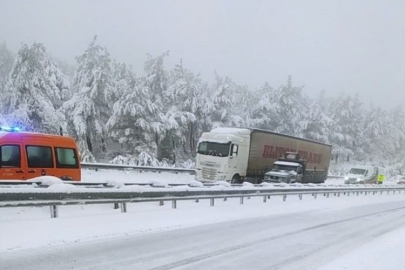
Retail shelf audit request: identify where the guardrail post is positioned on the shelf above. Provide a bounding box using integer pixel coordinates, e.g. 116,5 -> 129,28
326,193 -> 330,198
267,195 -> 271,199
283,194 -> 287,201
347,192 -> 350,197
313,193 -> 317,199
195,199 -> 199,203
114,203 -> 119,209
337,192 -> 340,197
172,200 -> 177,209
240,197 -> 244,204
394,190 -> 396,194
263,195 -> 267,203
365,191 -> 368,196
380,191 -> 383,195
247,196 -> 251,200
299,194 -> 302,200
50,205 -> 58,218
210,198 -> 215,207
357,192 -> 359,196
159,200 -> 164,206
223,197 -> 227,202
120,203 -> 127,213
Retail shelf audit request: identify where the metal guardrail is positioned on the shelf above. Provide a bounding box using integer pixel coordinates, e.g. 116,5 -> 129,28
81,162 -> 195,174
81,162 -> 344,179
1,186 -> 404,218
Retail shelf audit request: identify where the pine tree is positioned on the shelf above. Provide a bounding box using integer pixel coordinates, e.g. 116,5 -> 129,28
0,43 -> 14,92
1,43 -> 68,133
107,77 -> 162,165
64,36 -> 116,161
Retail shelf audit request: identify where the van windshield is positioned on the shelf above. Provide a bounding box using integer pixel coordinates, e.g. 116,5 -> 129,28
197,142 -> 230,157
349,168 -> 367,175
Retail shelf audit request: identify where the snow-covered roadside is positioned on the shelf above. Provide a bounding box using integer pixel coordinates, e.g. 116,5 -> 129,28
318,225 -> 405,270
81,169 -> 194,184
1,192 -> 405,253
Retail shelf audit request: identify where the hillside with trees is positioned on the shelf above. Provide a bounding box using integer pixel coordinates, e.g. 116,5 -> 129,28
1,38 -> 404,175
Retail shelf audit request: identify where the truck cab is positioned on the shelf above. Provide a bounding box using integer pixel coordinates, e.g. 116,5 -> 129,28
263,152 -> 306,183
195,128 -> 250,183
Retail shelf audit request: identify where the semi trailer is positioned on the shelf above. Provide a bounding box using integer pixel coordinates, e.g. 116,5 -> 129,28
195,127 -> 332,183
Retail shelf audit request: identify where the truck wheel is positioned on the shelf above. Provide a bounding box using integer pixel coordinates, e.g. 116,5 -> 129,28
231,174 -> 241,184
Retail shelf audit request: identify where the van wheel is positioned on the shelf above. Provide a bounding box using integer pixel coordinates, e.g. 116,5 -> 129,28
231,174 -> 241,184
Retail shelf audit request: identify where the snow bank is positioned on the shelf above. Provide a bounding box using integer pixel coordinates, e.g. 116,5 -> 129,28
171,186 -> 191,192
242,182 -> 254,187
188,181 -> 204,188
28,176 -> 63,186
120,185 -> 145,192
48,184 -> 77,191
106,179 -> 126,188
151,181 -> 169,188
216,181 -> 231,187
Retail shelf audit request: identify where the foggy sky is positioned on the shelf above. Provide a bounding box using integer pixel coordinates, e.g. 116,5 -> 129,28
1,0 -> 405,107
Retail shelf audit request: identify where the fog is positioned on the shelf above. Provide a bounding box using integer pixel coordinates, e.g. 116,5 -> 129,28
1,0 -> 404,107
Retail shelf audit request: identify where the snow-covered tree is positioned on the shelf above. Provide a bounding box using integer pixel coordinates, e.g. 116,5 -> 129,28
64,36 -> 115,161
107,77 -> 163,165
161,60 -> 209,161
1,43 -> 69,133
211,73 -> 244,128
329,93 -> 364,160
0,43 -> 14,92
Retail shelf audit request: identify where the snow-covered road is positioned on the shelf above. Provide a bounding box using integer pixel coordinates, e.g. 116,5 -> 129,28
2,194 -> 405,269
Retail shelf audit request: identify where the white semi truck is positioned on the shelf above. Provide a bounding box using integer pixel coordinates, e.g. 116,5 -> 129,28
195,128 -> 332,183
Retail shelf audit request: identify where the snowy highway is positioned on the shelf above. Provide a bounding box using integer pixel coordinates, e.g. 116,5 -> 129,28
2,190 -> 405,270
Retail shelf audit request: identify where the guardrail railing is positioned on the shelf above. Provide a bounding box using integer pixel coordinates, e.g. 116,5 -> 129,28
81,162 -> 195,174
1,186 -> 404,218
81,162 -> 345,180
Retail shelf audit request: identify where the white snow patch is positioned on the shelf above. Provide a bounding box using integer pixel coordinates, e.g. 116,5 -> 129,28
47,184 -> 77,191
216,181 -> 231,187
119,185 -> 145,192
242,182 -> 254,187
151,181 -> 169,188
188,181 -> 204,188
29,176 -> 63,186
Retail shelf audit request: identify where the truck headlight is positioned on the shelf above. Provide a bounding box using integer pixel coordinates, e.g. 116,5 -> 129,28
217,175 -> 226,180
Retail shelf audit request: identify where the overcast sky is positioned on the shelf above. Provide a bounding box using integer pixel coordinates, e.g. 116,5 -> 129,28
1,0 -> 404,107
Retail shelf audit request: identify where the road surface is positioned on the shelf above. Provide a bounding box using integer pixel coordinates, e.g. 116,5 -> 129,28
2,199 -> 405,270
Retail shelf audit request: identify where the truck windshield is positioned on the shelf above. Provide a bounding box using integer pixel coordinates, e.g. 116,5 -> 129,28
349,168 -> 367,175
197,142 -> 230,157
274,165 -> 298,172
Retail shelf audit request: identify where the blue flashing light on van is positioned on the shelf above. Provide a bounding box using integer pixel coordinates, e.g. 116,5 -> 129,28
0,126 -> 22,132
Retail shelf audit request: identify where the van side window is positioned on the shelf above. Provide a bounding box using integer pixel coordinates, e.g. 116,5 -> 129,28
26,146 -> 53,168
55,148 -> 79,168
1,145 -> 21,168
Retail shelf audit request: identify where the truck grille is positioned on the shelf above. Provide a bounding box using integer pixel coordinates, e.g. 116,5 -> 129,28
202,167 -> 217,180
